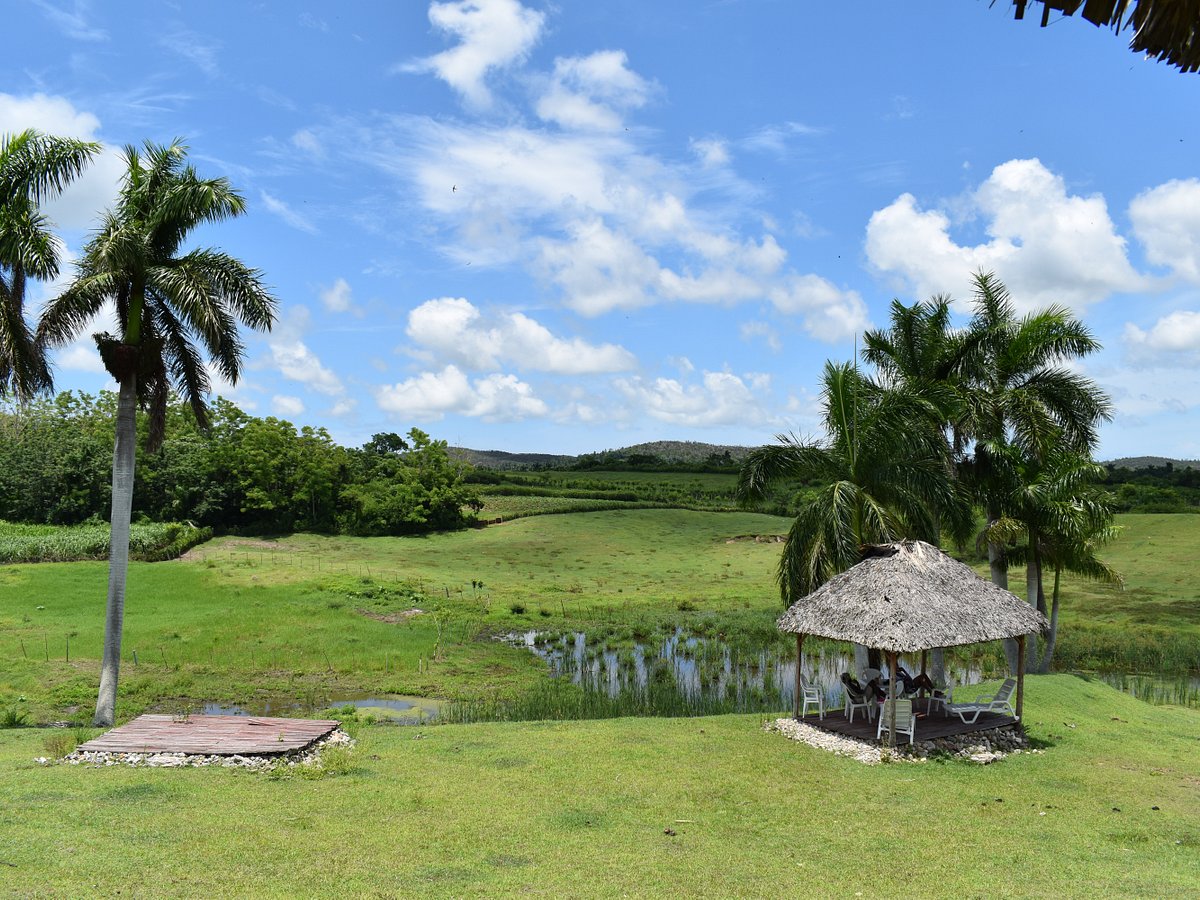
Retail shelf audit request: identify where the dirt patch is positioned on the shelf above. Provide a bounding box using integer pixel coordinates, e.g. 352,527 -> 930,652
357,607 -> 425,624
725,534 -> 785,544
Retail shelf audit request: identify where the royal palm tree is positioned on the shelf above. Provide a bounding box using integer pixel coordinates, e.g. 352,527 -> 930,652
957,271 -> 1111,669
39,140 -> 277,726
997,445 -> 1122,672
861,295 -> 975,683
0,129 -> 98,399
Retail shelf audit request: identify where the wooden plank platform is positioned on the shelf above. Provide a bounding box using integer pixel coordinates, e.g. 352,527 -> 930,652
797,699 -> 1017,743
79,714 -> 340,755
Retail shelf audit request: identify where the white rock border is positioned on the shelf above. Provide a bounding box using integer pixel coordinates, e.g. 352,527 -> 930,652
36,728 -> 355,769
767,718 -> 1042,765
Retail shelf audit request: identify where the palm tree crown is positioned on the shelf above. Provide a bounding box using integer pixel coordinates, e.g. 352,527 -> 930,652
738,361 -> 965,605
0,129 -> 98,399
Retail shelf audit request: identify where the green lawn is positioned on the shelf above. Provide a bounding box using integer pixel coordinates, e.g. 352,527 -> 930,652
0,676 -> 1196,897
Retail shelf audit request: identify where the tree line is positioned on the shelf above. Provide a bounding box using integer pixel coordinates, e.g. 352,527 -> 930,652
738,273 -> 1122,677
0,391 -> 480,535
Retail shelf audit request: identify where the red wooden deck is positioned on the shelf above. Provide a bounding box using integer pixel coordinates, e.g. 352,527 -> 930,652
797,698 -> 1017,743
79,714 -> 340,755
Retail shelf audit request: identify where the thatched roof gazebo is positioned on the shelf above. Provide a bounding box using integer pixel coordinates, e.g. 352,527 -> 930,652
777,540 -> 1048,743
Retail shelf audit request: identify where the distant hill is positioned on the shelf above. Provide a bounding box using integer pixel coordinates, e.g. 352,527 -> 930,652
450,440 -> 759,470
1104,456 -> 1200,471
605,441 -> 756,463
448,448 -> 578,470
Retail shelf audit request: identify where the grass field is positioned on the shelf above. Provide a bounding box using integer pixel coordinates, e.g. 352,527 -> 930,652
1,676 -> 1196,897
1,510 -> 1198,723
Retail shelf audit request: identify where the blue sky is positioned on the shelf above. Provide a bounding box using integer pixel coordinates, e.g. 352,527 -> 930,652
5,0 -> 1200,458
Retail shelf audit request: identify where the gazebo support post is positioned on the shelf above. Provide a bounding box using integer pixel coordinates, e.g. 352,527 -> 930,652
919,649 -> 928,699
886,649 -> 897,748
1016,634 -> 1026,720
794,633 -> 805,720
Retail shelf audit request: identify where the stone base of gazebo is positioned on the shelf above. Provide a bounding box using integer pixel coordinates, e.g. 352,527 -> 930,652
798,698 -> 1017,744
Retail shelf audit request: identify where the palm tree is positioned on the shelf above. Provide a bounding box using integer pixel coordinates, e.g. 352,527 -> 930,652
39,140 -> 277,726
738,361 -> 964,608
998,446 -> 1122,672
0,129 -> 98,399
957,271 -> 1112,669
861,295 -> 975,683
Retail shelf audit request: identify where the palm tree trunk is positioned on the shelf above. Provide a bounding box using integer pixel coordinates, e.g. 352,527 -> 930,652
1038,566 -> 1062,674
987,505 -> 1019,672
94,374 -> 137,727
1025,537 -> 1042,672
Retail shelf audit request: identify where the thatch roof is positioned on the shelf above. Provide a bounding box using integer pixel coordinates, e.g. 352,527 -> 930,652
1010,1 -> 1200,73
777,541 -> 1048,652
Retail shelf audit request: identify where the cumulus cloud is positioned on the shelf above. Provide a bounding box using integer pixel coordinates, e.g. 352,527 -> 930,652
1123,310 -> 1200,367
535,50 -> 651,131
320,278 -> 355,313
767,274 -> 870,342
0,92 -> 123,230
406,297 -> 636,373
614,370 -> 774,428
865,158 -> 1144,311
399,0 -> 545,108
272,395 -> 305,417
691,138 -> 729,168
375,365 -> 547,421
1129,179 -> 1200,283
268,307 -> 345,395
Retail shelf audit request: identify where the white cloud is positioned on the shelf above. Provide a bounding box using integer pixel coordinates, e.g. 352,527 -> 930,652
767,274 -> 870,342
260,191 -> 317,234
614,370 -> 774,428
159,27 -> 221,77
375,365 -> 548,421
268,307 -> 345,395
406,296 -> 636,373
30,0 -> 107,41
272,395 -> 305,417
329,398 -> 358,416
691,138 -> 729,168
320,278 -> 355,313
535,50 -> 650,131
1129,179 -> 1200,283
0,92 -> 123,230
865,158 -> 1144,311
400,0 -> 545,108
742,121 -> 826,156
740,320 -> 782,352
291,129 -> 324,158
1123,310 -> 1200,366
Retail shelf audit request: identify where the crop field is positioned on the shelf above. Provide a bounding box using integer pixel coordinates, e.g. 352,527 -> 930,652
0,520 -> 210,564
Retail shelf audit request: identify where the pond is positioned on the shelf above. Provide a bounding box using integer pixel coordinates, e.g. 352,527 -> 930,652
196,695 -> 443,723
507,628 -> 996,714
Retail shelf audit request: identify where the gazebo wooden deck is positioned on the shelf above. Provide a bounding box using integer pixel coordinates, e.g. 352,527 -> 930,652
798,700 -> 1017,743
78,714 -> 340,756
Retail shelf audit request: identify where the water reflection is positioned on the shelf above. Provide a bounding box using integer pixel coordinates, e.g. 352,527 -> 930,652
510,628 -> 989,711
199,695 -> 442,722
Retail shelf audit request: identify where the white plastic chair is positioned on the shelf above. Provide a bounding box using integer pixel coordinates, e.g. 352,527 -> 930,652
876,698 -> 916,745
799,675 -> 824,720
841,674 -> 874,723
946,678 -> 1018,724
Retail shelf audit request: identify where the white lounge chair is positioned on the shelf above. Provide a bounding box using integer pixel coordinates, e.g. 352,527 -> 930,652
799,675 -> 825,720
946,678 -> 1018,724
876,698 -> 916,745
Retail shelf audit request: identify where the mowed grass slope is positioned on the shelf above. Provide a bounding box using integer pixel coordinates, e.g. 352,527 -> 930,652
1,677 -> 1196,897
